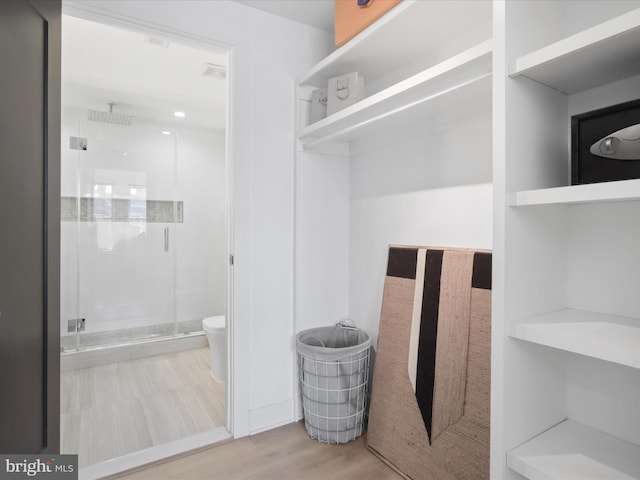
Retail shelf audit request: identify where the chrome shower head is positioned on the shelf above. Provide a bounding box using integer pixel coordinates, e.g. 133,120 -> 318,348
88,103 -> 135,126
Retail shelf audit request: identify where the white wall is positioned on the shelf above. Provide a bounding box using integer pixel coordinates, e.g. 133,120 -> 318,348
349,114 -> 493,346
64,0 -> 333,437
294,151 -> 350,333
176,128 -> 228,324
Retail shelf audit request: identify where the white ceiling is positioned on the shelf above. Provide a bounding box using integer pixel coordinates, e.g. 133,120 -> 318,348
62,2 -> 334,131
62,15 -> 229,130
233,0 -> 335,33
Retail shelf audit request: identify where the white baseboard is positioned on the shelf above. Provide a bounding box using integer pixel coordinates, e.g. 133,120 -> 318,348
249,399 -> 295,435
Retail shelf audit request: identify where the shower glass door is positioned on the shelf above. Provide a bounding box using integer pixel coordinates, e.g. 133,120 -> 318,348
60,113 -> 179,351
60,14 -> 228,356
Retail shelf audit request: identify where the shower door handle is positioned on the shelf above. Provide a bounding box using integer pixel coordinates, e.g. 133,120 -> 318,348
164,227 -> 169,252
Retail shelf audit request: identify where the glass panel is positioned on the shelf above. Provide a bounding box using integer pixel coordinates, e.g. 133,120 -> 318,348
174,129 -> 227,336
62,116 -> 178,350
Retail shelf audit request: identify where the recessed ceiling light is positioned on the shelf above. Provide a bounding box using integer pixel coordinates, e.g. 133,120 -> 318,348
161,131 -> 171,135
174,111 -> 186,118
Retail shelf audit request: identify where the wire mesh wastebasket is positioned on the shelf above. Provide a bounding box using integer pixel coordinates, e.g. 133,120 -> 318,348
296,321 -> 372,444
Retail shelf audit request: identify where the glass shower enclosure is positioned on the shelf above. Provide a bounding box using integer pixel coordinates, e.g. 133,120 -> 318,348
60,111 -> 220,352
60,14 -> 228,355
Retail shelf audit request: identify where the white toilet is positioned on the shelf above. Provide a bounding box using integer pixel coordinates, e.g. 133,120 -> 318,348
202,315 -> 226,382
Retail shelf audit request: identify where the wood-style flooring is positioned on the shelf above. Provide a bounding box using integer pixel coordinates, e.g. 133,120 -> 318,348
118,421 -> 403,480
61,347 -> 225,467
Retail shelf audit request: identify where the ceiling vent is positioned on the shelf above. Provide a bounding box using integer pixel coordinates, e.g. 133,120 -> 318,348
200,63 -> 226,79
144,36 -> 170,48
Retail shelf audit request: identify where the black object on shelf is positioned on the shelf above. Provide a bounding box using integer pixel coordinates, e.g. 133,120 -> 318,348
571,98 -> 640,185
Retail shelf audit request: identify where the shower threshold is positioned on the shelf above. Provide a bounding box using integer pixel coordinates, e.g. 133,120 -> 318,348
60,320 -> 210,370
60,318 -> 204,352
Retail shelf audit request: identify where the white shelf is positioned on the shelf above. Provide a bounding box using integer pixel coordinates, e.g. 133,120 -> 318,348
499,4 -> 640,480
511,8 -> 640,94
299,0 -> 491,89
298,41 -> 492,149
511,308 -> 640,369
511,179 -> 640,206
508,419 -> 640,480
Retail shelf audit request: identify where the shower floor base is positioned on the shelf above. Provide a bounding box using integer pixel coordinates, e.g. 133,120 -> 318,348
61,319 -> 204,351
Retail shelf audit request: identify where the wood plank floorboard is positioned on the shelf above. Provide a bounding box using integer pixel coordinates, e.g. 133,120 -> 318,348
117,422 -> 403,480
61,347 -> 225,467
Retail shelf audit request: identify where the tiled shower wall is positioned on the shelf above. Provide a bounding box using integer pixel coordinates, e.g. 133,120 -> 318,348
61,197 -> 184,223
61,107 -> 227,340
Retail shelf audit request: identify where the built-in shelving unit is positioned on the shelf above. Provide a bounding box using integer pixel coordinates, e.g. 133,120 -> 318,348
300,1 -> 640,479
511,178 -> 640,206
299,41 -> 491,148
511,309 -> 640,369
298,0 -> 491,91
296,0 -> 492,151
496,2 -> 640,480
508,420 -> 640,480
510,7 -> 640,94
